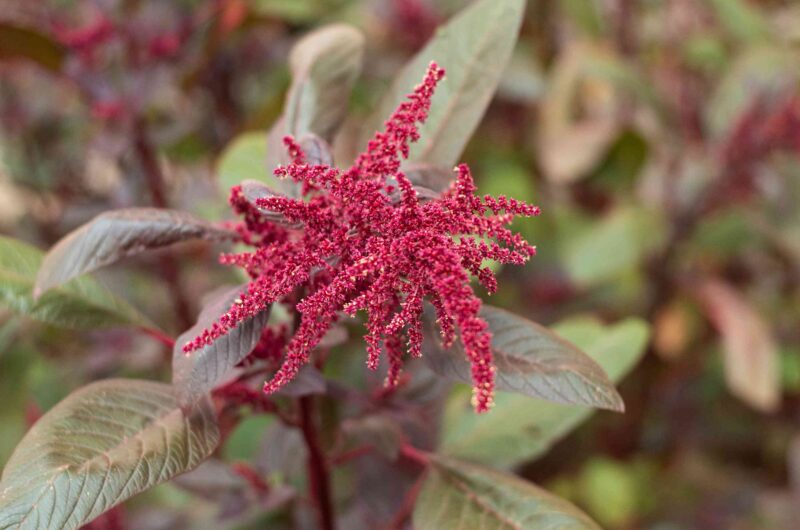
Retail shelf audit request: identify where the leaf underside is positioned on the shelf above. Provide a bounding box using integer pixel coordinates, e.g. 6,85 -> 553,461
414,455 -> 602,530
423,304 -> 624,411
0,379 -> 219,530
34,208 -> 235,297
440,318 -> 650,468
361,0 -> 526,169
173,285 -> 271,405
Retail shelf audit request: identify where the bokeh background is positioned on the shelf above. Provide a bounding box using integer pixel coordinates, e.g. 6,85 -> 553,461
1,0 -> 800,528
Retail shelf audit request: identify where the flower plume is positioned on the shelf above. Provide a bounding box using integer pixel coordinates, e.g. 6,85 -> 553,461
184,62 -> 540,412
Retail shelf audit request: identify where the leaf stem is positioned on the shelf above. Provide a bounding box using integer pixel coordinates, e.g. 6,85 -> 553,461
298,394 -> 336,530
387,472 -> 427,530
399,443 -> 431,466
140,326 -> 176,349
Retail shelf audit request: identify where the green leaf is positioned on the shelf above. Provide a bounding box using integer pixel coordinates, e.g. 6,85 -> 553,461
173,285 -> 271,405
440,318 -> 649,468
414,455 -> 601,530
560,206 -> 665,288
34,208 -> 235,297
0,235 -> 153,329
361,0 -> 525,169
0,24 -> 66,72
708,0 -> 770,43
217,132 -> 273,192
249,0 -> 322,23
423,305 -> 625,411
0,379 -> 219,530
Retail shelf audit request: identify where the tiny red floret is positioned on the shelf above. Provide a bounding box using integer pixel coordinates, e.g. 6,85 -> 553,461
184,62 -> 540,413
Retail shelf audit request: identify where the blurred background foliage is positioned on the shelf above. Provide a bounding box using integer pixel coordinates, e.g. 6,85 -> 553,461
1,0 -> 800,528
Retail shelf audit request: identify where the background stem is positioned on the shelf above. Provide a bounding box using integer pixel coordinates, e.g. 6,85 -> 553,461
299,395 -> 336,530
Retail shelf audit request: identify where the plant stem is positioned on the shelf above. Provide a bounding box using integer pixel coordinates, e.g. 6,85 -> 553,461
140,326 -> 176,349
399,443 -> 430,466
132,118 -> 194,330
298,395 -> 336,530
387,473 -> 426,530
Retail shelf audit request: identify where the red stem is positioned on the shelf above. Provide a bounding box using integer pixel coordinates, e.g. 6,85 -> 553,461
299,395 -> 336,530
330,444 -> 373,466
140,326 -> 176,349
387,473 -> 427,530
399,443 -> 431,466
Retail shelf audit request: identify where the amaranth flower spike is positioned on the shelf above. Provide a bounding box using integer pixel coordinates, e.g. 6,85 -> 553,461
183,62 -> 540,412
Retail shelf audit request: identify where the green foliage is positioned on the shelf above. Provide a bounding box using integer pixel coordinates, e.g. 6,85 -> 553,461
561,206 -> 666,288
0,236 -> 152,329
0,379 -> 219,530
216,131 -> 273,193
414,455 -> 601,529
708,0 -> 770,43
441,317 -> 650,468
425,305 -> 625,411
574,457 -> 641,528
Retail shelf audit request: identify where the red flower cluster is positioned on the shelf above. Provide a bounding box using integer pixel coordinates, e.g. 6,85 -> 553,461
184,62 -> 540,412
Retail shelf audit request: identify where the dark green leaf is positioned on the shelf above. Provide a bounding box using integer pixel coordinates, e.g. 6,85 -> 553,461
440,318 -> 649,468
0,24 -> 66,72
414,455 -> 602,530
0,235 -> 153,329
173,285 -> 270,405
424,305 -> 624,411
361,0 -> 525,168
0,379 -> 219,530
35,208 -> 235,297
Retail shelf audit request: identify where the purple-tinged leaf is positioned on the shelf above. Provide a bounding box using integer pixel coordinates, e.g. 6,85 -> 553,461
414,455 -> 602,530
239,180 -> 303,228
423,304 -> 625,411
341,414 -> 403,460
405,164 -> 456,193
284,25 -> 364,143
265,25 -> 364,196
361,0 -> 525,169
34,208 -> 236,297
276,365 -> 327,397
696,278 -> 780,412
298,133 -> 334,166
0,379 -> 219,530
173,285 -> 270,405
